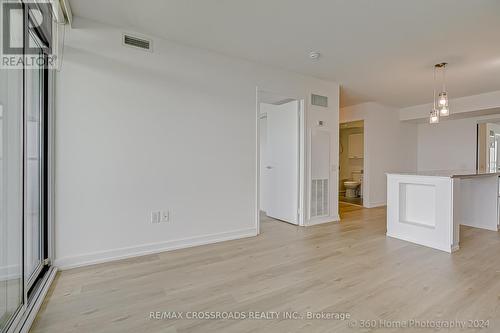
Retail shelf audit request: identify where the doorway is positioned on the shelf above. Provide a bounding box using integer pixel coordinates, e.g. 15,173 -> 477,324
477,122 -> 500,173
339,120 -> 364,206
257,91 -> 305,232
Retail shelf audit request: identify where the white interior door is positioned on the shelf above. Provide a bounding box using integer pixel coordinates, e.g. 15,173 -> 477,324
264,101 -> 299,224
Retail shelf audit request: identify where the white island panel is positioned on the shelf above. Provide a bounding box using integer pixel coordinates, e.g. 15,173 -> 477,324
387,174 -> 455,253
399,183 -> 436,227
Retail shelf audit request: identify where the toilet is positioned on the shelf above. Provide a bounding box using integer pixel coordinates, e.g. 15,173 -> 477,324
344,171 -> 363,198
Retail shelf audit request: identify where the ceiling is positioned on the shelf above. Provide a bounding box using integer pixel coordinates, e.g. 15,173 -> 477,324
68,0 -> 500,108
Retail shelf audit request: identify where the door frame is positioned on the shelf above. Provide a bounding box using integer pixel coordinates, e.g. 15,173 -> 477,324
255,88 -> 306,233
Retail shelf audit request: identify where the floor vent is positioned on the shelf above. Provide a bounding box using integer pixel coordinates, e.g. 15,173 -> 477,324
311,179 -> 329,217
123,34 -> 152,51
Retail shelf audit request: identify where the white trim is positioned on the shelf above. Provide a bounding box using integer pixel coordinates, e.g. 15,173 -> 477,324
386,233 -> 455,253
255,87 -> 260,234
306,215 -> 340,226
298,99 -> 306,226
54,227 -> 258,270
365,201 -> 386,208
47,69 -> 56,264
0,264 -> 21,282
48,0 -> 65,24
362,119 -> 369,208
60,0 -> 73,26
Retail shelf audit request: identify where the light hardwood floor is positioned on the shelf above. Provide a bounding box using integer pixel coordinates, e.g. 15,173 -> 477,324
31,204 -> 500,332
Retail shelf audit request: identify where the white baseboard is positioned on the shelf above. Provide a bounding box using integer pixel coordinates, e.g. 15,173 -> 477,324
460,221 -> 498,232
365,201 -> 386,208
0,264 -> 21,282
55,227 -> 258,270
386,232 -> 453,253
306,215 -> 340,226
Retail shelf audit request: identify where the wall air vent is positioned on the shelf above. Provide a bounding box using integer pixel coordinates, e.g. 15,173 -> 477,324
123,34 -> 152,52
311,179 -> 329,218
311,94 -> 328,107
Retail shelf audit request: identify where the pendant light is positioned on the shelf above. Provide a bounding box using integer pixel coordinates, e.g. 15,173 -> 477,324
429,65 -> 440,123
430,62 -> 450,123
437,63 -> 449,116
430,108 -> 440,124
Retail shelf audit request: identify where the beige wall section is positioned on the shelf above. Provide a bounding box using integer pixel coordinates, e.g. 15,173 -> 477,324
54,17 -> 339,269
416,115 -> 500,172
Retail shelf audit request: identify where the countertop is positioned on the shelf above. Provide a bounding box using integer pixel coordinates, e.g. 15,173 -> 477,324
386,170 -> 500,178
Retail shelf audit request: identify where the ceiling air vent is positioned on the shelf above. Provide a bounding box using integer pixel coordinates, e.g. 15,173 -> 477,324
123,34 -> 152,52
311,94 -> 328,107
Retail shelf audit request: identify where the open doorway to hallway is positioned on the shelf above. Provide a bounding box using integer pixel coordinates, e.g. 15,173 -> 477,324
258,91 -> 304,229
339,120 -> 364,206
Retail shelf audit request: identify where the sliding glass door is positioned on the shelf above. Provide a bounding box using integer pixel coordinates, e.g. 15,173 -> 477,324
25,40 -> 46,290
0,63 -> 23,333
1,1 -> 53,331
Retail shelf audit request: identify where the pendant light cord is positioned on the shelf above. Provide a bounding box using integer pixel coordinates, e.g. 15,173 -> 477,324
442,64 -> 446,92
433,65 -> 437,110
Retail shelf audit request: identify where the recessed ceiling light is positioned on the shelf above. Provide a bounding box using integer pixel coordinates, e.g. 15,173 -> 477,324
309,51 -> 321,61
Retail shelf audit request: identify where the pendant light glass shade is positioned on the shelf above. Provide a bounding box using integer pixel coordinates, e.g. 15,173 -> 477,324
438,92 -> 448,107
439,106 -> 449,116
430,108 -> 440,124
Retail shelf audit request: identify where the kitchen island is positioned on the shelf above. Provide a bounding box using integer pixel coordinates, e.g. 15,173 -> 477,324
386,170 -> 500,253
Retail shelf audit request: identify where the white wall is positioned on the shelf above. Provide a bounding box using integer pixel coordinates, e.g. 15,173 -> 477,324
55,17 -> 339,269
416,116 -> 500,171
340,102 -> 417,207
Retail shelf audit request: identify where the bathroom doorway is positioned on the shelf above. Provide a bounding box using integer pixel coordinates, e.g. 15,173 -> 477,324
339,121 -> 364,206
